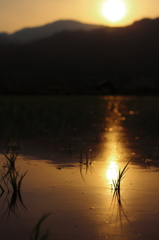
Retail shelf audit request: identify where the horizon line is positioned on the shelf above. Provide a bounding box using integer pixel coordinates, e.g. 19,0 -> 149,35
1,17 -> 159,35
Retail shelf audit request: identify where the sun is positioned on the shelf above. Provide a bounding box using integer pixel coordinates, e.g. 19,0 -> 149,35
102,0 -> 126,22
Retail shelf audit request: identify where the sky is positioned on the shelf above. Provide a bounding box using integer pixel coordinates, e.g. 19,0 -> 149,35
0,0 -> 159,33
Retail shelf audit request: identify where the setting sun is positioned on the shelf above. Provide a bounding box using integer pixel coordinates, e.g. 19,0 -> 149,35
102,0 -> 126,22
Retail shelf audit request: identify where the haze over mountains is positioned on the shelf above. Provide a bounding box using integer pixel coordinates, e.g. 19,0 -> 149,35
0,20 -> 104,44
0,18 -> 159,95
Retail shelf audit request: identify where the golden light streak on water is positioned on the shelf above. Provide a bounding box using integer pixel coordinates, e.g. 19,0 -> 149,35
102,97 -> 125,188
106,160 -> 119,186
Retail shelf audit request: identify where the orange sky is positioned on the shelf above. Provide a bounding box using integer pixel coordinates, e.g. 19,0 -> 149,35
0,0 -> 159,33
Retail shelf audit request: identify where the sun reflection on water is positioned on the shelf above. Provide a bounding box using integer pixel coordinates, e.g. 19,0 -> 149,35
106,161 -> 119,186
102,97 -> 125,188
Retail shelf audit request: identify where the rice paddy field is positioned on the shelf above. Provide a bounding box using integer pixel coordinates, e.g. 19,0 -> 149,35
0,95 -> 159,240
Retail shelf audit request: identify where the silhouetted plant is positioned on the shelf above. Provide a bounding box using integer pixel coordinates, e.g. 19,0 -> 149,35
78,149 -> 98,180
1,190 -> 27,218
109,189 -> 131,229
0,150 -> 27,194
0,151 -> 20,189
0,151 -> 18,176
0,184 -> 5,196
8,170 -> 27,192
30,213 -> 51,240
112,160 -> 131,203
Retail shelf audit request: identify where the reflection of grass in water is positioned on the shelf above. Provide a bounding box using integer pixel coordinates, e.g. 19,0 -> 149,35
4,170 -> 27,192
0,151 -> 18,178
109,193 -> 132,234
0,184 -> 4,196
0,166 -> 27,194
109,159 -> 133,232
78,149 -> 98,181
80,149 -> 98,165
0,150 -> 27,218
0,151 -> 27,193
1,190 -> 27,218
30,213 -> 50,240
112,160 -> 131,203
0,156 -> 27,218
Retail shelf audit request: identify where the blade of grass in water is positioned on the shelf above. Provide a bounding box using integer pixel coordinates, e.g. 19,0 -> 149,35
0,151 -> 18,168
9,170 -> 27,192
30,213 -> 51,240
112,159 -> 131,203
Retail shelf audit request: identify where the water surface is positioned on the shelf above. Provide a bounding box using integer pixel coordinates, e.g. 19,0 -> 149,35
0,95 -> 159,240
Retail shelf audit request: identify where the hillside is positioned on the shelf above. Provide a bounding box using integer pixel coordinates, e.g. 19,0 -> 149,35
0,20 -> 104,43
0,18 -> 159,95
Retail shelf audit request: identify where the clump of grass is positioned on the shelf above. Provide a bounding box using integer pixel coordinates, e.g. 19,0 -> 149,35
7,170 -> 27,192
79,149 -> 98,166
78,149 -> 98,180
0,151 -> 18,176
0,140 -> 27,218
0,151 -> 19,184
0,151 -> 27,193
1,167 -> 27,192
0,152 -> 27,218
30,213 -> 51,240
112,160 -> 131,203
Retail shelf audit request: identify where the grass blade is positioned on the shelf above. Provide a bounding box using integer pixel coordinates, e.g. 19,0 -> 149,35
30,213 -> 51,240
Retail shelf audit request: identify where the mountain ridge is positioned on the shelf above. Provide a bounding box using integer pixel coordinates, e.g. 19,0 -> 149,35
0,20 -> 104,44
1,18 -> 159,44
1,18 -> 159,95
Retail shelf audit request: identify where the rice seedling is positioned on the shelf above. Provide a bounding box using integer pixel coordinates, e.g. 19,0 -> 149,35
78,149 -> 98,180
80,149 -> 98,166
0,156 -> 27,217
6,170 -> 27,192
30,213 -> 51,240
112,160 -> 131,203
0,151 -> 18,177
0,162 -> 27,194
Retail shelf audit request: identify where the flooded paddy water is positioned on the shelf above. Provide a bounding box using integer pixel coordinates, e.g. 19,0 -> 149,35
0,95 -> 159,240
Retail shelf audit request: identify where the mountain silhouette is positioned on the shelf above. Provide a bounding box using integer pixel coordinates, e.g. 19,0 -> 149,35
0,20 -> 103,43
0,33 -> 16,45
0,18 -> 159,95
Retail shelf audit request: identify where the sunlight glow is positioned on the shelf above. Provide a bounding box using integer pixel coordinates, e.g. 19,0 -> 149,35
102,0 -> 126,22
106,161 -> 119,185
